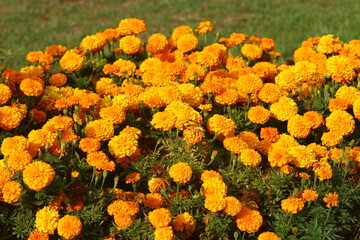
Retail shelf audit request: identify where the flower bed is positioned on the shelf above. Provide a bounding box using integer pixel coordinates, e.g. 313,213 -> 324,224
0,18 -> 359,240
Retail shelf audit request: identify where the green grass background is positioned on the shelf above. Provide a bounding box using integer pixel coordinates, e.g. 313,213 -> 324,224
1,0 -> 360,70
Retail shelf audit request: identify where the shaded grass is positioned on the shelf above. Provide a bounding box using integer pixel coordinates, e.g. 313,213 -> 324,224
1,0 -> 360,70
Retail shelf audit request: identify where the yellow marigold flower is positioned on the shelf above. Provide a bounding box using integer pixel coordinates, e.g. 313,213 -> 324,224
78,137 -> 101,153
224,196 -> 243,216
146,33 -> 168,53
176,34 -> 198,53
258,83 -> 282,104
196,43 -> 226,70
325,110 -> 355,136
281,197 -> 305,214
241,43 -> 263,60
48,73 -> 67,87
201,177 -> 227,198
280,165 -> 294,175
204,195 -> 226,212
143,193 -> 164,209
196,21 -> 213,34
113,58 -> 137,77
119,35 -> 142,54
317,34 -> 342,55
207,114 -> 236,137
19,78 -> 44,97
108,134 -> 138,159
28,229 -> 49,240
258,232 -> 281,240
238,131 -> 259,149
120,126 -> 141,140
223,135 -> 249,154
172,213 -> 195,239
326,55 -> 356,84
323,192 -> 339,208
157,85 -> 182,105
7,150 -> 32,172
184,63 -> 207,83
303,111 -> 324,129
297,172 -> 310,180
59,50 -> 84,72
86,151 -> 115,172
328,97 -> 349,112
154,226 -> 174,240
80,34 -> 107,52
23,161 -> 55,191
57,215 -> 82,239
313,160 -> 333,181
335,85 -> 360,107
229,32 -> 248,46
2,181 -> 22,203
178,83 -> 203,107
169,162 -> 192,184
236,73 -> 263,94
307,143 -> 328,159
35,206 -> 59,234
1,135 -> 29,157
235,208 -> 263,233
117,18 -> 146,35
95,77 -> 116,96
270,96 -> 298,121
183,125 -> 205,144
287,114 -> 312,139
148,177 -> 170,193
288,145 -> 316,169
0,83 -> 12,105
165,102 -> 203,131
260,127 -> 280,142
99,106 -> 126,125
84,119 -> 114,141
240,149 -> 262,167
125,172 -> 141,184
200,170 -> 222,182
301,189 -> 318,202
247,106 -> 271,124
321,131 -> 343,147
268,147 -> 292,167
148,208 -> 172,228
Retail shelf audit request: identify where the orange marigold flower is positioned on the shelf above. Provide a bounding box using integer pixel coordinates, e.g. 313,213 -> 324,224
258,83 -> 282,104
107,199 -> 139,216
146,33 -> 168,53
78,137 -> 101,153
172,212 -> 195,239
86,151 -> 115,171
35,206 -> 59,234
256,139 -> 272,155
1,135 -> 29,157
223,135 -> 249,154
23,161 -> 55,191
177,34 -> 198,53
27,129 -> 55,149
270,96 -> 298,121
125,172 -> 141,184
260,37 -> 276,51
204,195 -> 226,212
323,192 -> 339,208
2,181 -> 22,203
236,73 -> 263,94
325,110 -> 355,136
235,208 -> 263,233
7,150 -> 32,172
196,43 -> 226,70
119,35 -> 142,54
45,44 -> 67,57
201,177 -> 227,198
0,83 -> 12,105
99,106 -> 126,125
71,171 -> 79,178
288,145 -> 316,169
43,115 -> 74,132
182,125 -> 205,145
328,97 -> 350,112
108,134 -> 138,159
143,193 -> 165,209
117,18 -> 146,35
281,197 -> 305,214
148,177 -> 170,193
297,172 -> 311,180
317,34 -> 342,55
19,78 -> 44,97
241,43 -> 263,60
57,215 -> 82,239
313,160 -> 333,181
112,58 -> 137,77
48,73 -> 67,87
335,85 -> 360,107
113,211 -> 133,229
326,55 -> 356,84
207,114 -> 236,137
268,147 -> 292,167
148,208 -> 172,228
303,111 -> 324,129
169,162 -> 192,184
154,226 -> 174,240
200,170 -> 222,182
240,149 -> 262,167
30,108 -> 47,124
84,119 -> 114,141
26,51 -> 43,63
214,87 -> 238,106
224,196 -> 243,216
258,232 -> 281,240
0,165 -> 11,191
260,127 -> 280,142
280,165 -> 294,175
287,114 -> 312,139
80,33 -> 107,52
196,21 -> 213,34
28,229 -> 49,240
321,131 -> 343,147
301,189 -> 318,202
172,25 -> 193,42
59,50 -> 84,72
247,106 -> 271,124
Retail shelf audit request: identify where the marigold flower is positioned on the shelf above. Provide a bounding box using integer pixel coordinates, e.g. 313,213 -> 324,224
196,43 -> 225,69
148,177 -> 170,193
84,119 -> 114,141
270,96 -> 298,121
258,232 -> 281,240
325,110 -> 355,136
235,208 -> 263,233
125,172 -> 141,184
241,43 -> 263,60
201,177 -> 227,198
258,83 -> 282,104
45,44 -> 67,57
99,106 -> 126,125
107,199 -> 139,216
154,226 -> 174,240
326,55 -> 356,84
323,192 -> 339,208
196,21 -> 213,34
172,25 -> 193,42
200,170 -> 222,182
23,161 -> 55,191
143,193 -> 165,209
43,115 -> 74,132
280,165 -> 294,175
7,150 -> 32,172
256,139 -> 272,155
1,135 -> 29,157
236,73 -> 263,94
168,162 -> 192,184
108,134 -> 138,159
35,206 -> 59,234
313,160 -> 333,181
80,33 -> 107,52
317,34 -> 342,55
223,135 -> 249,154
78,137 -> 101,153
148,208 -> 172,229
0,83 -> 12,105
28,229 -> 49,240
182,125 -> 205,144
289,145 -> 316,169
335,85 -> 360,107
19,78 -> 44,97
30,109 -> 47,124
238,131 -> 259,149
240,149 -> 262,167
146,33 -> 168,53
281,197 -> 305,214
113,212 -> 133,229
71,171 -> 79,178
321,131 -> 343,147
207,114 -> 236,137
119,35 -> 142,54
117,18 -> 146,35
268,147 -> 292,167
287,114 -> 312,139
176,34 -> 198,53
0,165 -> 11,191
204,195 -> 226,212
260,127 -> 279,142
260,37 -> 276,51
2,180 -> 22,203
247,106 -> 271,124
57,215 -> 82,239
59,50 -> 84,72
86,151 -> 115,171
214,87 -> 238,106
223,196 -> 243,216
48,73 -> 67,87
303,111 -> 324,129
301,189 -> 318,202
